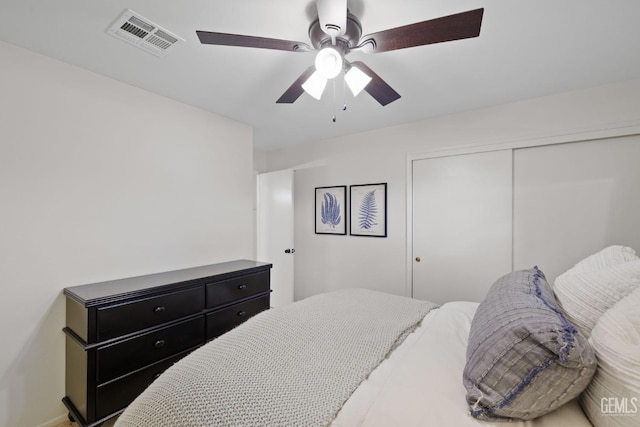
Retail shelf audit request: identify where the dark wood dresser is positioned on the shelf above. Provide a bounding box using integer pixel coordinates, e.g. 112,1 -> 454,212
62,259 -> 272,427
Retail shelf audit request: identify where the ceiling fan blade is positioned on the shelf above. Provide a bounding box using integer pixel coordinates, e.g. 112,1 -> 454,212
196,31 -> 311,52
359,8 -> 484,53
350,61 -> 400,106
276,66 -> 317,104
316,0 -> 347,37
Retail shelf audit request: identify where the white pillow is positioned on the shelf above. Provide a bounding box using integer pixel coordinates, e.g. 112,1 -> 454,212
554,249 -> 640,337
562,245 -> 638,275
580,287 -> 640,427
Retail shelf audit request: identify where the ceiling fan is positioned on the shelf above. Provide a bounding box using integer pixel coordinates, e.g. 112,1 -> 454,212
196,0 -> 484,106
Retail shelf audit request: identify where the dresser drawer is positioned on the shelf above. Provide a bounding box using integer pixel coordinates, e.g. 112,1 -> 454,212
96,287 -> 204,341
206,271 -> 269,308
95,352 -> 186,420
96,316 -> 204,383
206,295 -> 269,340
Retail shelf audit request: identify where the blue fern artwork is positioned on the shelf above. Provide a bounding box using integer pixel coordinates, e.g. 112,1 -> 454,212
321,192 -> 342,228
358,190 -> 378,230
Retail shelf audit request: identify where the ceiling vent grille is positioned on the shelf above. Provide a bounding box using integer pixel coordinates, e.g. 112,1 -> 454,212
106,9 -> 183,57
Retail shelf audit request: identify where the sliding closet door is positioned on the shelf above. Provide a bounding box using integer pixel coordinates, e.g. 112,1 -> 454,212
412,150 -> 512,304
513,135 -> 640,283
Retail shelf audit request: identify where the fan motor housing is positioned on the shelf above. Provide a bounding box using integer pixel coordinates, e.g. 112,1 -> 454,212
308,12 -> 362,51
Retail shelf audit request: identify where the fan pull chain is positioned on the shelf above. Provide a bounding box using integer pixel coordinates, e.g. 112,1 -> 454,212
342,71 -> 347,112
332,78 -> 337,122
330,74 -> 348,123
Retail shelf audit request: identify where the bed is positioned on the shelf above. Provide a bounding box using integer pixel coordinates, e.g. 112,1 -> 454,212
116,246 -> 640,427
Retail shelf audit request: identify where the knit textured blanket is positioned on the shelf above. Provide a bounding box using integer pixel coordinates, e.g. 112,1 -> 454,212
116,288 -> 437,427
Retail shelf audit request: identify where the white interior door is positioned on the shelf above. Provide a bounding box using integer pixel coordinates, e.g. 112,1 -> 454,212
412,150 -> 513,304
257,170 -> 294,307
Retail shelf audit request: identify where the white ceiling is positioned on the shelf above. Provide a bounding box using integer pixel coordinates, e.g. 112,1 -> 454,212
2,0 -> 640,151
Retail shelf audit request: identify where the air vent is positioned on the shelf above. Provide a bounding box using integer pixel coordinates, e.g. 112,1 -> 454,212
106,9 -> 183,57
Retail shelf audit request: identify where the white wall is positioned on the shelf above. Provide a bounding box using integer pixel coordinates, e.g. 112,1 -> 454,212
0,41 -> 255,427
265,77 -> 640,301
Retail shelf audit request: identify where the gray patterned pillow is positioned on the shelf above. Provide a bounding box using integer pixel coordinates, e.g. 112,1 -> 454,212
463,267 -> 597,421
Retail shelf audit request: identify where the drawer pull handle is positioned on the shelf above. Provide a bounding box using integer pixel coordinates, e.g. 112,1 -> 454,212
153,372 -> 162,380
238,284 -> 247,290
153,306 -> 165,313
237,310 -> 247,317
154,339 -> 166,349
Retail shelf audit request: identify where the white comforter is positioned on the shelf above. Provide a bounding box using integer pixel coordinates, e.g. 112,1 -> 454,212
331,301 -> 592,427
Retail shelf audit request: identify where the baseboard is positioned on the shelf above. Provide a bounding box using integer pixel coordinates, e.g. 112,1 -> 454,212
35,413 -> 70,427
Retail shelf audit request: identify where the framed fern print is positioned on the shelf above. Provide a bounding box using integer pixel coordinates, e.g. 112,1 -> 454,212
350,183 -> 387,237
315,186 -> 347,235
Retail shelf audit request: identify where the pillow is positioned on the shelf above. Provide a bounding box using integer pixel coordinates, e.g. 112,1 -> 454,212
580,287 -> 640,427
553,259 -> 640,337
561,245 -> 638,275
463,267 -> 597,421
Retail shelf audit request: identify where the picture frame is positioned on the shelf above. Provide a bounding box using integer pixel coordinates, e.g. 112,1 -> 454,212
315,185 -> 347,235
350,183 -> 387,237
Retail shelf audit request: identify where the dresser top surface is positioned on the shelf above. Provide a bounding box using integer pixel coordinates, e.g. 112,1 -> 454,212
64,259 -> 272,307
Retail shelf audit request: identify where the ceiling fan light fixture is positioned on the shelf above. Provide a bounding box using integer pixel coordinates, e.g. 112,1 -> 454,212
314,47 -> 343,79
197,6 -> 485,107
301,71 -> 328,100
345,65 -> 372,96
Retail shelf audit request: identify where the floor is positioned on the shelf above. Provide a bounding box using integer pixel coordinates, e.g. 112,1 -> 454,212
54,417 -> 117,427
